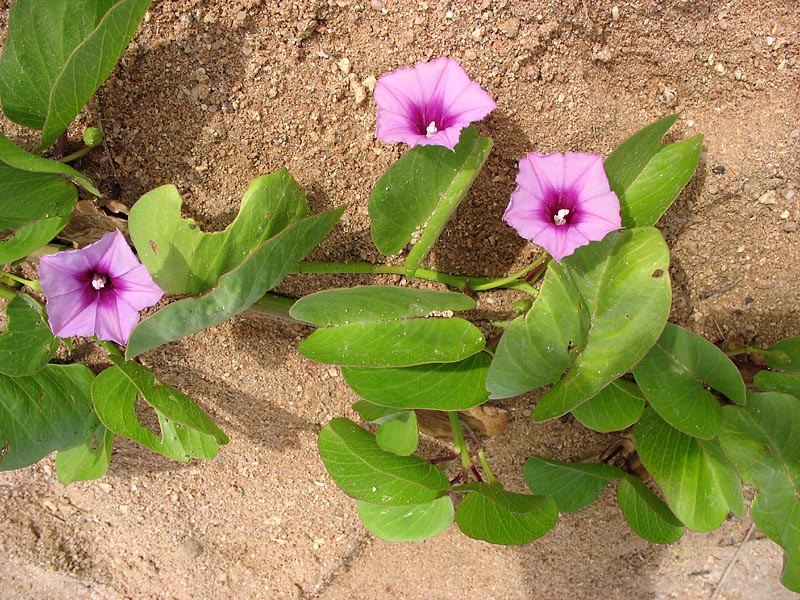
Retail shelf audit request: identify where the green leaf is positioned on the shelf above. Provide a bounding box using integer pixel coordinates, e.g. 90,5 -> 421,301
126,206 -> 343,358
486,258 -> 587,399
342,352 -> 491,411
92,356 -> 228,461
635,408 -> 744,530
754,337 -> 800,397
376,411 -> 419,456
352,400 -> 402,423
299,318 -> 485,367
369,126 -> 492,278
523,456 -> 625,512
605,115 -> 703,227
533,227 -> 671,421
357,496 -> 454,542
616,477 -> 684,544
55,424 -> 114,483
0,0 -> 153,150
719,392 -> 800,591
572,379 -> 645,433
633,323 -> 745,439
0,364 -> 97,471
453,482 -> 558,545
0,130 -> 99,194
0,294 -> 58,376
130,170 -> 309,295
290,286 -> 476,326
318,417 -> 450,505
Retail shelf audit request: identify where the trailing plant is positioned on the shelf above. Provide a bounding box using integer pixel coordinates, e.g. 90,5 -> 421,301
1,3 -> 799,593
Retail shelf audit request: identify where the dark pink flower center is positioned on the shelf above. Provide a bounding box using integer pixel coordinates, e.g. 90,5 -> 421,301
90,271 -> 111,292
412,99 -> 451,137
545,188 -> 579,227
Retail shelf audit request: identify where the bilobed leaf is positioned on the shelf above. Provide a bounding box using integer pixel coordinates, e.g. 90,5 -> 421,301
635,408 -> 744,531
376,411 -> 419,456
633,323 -> 745,439
0,294 -> 58,376
290,286 -> 476,326
571,378 -> 646,433
487,260 -> 587,399
126,206 -> 343,358
299,318 -> 485,367
533,227 -> 671,421
55,424 -> 114,483
342,352 -> 491,411
92,353 -> 228,461
605,115 -> 703,227
0,0 -> 153,149
523,456 -> 625,513
719,393 -> 800,592
617,476 -> 684,544
369,126 -> 492,278
130,170 -> 309,295
453,482 -> 558,545
0,364 -> 97,471
318,418 -> 449,506
357,496 -> 454,542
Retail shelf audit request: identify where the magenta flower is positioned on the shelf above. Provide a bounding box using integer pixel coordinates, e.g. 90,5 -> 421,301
374,57 -> 496,150
39,230 -> 164,345
503,152 -> 622,262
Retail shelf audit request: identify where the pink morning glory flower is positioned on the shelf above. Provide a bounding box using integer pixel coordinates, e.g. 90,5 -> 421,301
39,230 -> 164,345
374,57 -> 496,150
503,152 -> 622,262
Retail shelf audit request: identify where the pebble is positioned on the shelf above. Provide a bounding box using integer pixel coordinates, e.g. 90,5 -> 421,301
783,221 -> 797,233
611,6 -> 620,20
757,190 -> 778,205
464,49 -> 478,61
337,57 -> 351,75
499,18 -> 520,38
178,539 -> 205,560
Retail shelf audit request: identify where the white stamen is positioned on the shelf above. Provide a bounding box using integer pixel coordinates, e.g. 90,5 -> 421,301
91,274 -> 107,290
425,121 -> 438,138
553,208 -> 570,226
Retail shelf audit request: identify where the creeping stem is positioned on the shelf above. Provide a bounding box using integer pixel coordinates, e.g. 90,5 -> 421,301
292,256 -> 547,293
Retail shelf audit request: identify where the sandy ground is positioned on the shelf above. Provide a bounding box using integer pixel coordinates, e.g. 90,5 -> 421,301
1,0 -> 799,598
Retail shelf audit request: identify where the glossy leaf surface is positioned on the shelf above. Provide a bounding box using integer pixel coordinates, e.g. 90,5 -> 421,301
635,408 -> 743,531
571,378 -> 646,433
0,0 -> 153,149
0,364 -> 97,470
533,227 -> 671,420
719,393 -> 800,592
318,418 -> 449,505
633,323 -> 745,439
524,456 -> 624,512
130,169 -> 309,295
369,126 -> 492,278
616,476 -> 684,544
342,352 -> 491,411
357,496 -> 454,542
454,482 -> 558,545
0,294 -> 58,376
126,207 -> 343,358
605,114 -> 703,227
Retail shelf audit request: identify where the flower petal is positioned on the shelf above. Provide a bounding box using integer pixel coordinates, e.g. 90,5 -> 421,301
503,151 -> 622,262
93,291 -> 139,345
45,290 -> 98,339
375,57 -> 495,150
